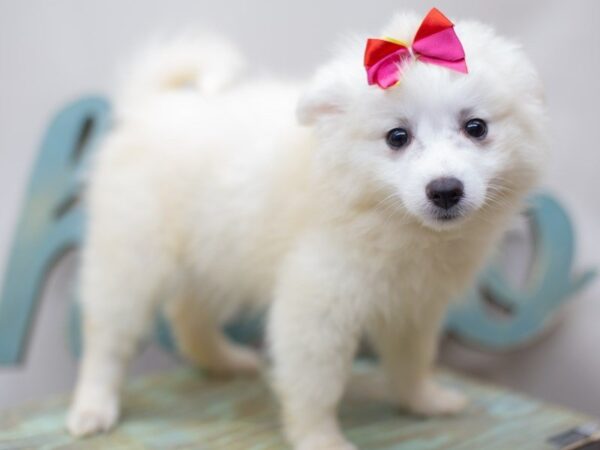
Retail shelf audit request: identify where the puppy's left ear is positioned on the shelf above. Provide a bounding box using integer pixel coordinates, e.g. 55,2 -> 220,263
297,67 -> 347,126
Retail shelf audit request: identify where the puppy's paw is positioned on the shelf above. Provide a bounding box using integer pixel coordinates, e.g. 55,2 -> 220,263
66,388 -> 120,437
405,380 -> 468,416
295,433 -> 358,450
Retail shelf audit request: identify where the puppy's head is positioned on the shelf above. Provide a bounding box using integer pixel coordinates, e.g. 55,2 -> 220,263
298,12 -> 547,231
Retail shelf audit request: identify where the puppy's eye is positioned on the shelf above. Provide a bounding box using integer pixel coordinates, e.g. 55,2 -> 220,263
464,118 -> 488,139
386,128 -> 411,150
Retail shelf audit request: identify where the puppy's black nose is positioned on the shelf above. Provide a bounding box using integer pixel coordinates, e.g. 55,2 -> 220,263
426,177 -> 464,210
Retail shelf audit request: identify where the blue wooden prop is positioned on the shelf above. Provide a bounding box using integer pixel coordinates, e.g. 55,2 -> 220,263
0,97 -> 595,365
446,194 -> 597,349
0,97 -> 110,364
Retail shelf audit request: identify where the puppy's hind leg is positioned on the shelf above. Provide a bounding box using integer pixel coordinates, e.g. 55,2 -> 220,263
67,248 -> 167,437
164,293 -> 262,377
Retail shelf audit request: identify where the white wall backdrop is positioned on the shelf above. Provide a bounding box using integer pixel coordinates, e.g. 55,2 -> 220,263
1,0 -> 599,417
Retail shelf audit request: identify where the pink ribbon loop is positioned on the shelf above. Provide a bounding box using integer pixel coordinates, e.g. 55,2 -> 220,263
364,8 -> 468,89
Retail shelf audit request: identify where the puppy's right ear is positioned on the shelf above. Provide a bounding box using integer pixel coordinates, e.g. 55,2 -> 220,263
297,67 -> 347,126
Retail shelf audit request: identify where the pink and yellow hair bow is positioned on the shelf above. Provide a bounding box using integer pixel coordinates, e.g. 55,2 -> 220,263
364,8 -> 468,89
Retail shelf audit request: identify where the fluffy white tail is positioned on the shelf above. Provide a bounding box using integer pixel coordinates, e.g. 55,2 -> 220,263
116,34 -> 245,113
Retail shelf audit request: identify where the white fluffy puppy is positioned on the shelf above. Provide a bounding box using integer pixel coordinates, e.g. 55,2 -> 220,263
67,10 -> 547,450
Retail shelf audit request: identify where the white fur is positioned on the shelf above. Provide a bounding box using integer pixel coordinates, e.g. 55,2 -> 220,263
67,13 -> 547,449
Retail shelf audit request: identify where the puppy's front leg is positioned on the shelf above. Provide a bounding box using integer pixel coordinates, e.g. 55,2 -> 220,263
269,243 -> 368,450
368,301 -> 467,416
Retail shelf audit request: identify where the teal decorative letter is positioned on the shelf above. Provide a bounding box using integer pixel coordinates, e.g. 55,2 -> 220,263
446,194 -> 596,349
0,97 -> 110,364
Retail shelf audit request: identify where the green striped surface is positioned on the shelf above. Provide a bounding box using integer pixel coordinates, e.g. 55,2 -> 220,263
0,363 -> 593,449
